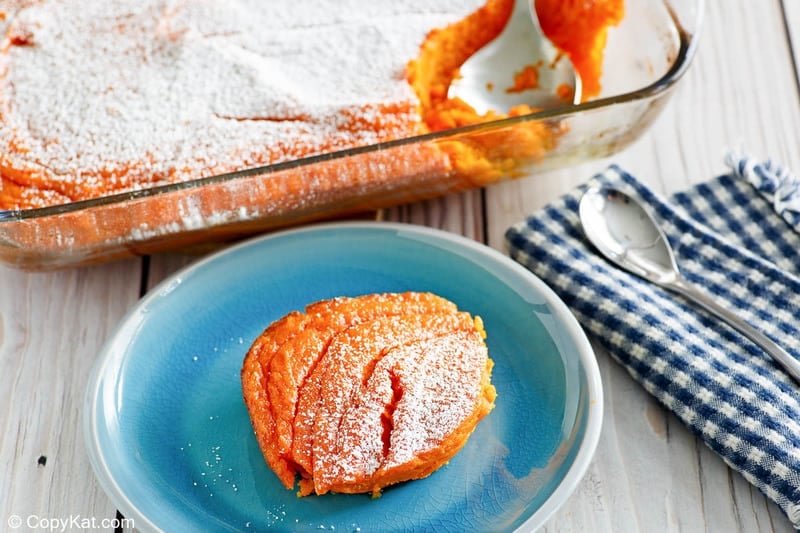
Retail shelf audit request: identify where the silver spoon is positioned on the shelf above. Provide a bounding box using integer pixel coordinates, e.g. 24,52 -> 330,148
447,0 -> 580,115
579,185 -> 800,383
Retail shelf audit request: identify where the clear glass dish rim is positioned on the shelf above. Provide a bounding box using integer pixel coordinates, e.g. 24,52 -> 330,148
0,0 -> 704,224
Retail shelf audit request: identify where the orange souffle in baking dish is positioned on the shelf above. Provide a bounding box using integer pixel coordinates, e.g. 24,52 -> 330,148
0,0 -> 622,211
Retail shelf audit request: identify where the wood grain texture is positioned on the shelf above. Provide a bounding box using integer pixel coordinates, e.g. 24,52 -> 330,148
0,260 -> 143,531
381,189 -> 485,241
784,0 -> 800,81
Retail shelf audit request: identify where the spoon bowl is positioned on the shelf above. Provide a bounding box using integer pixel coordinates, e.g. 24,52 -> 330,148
447,0 -> 580,115
578,185 -> 678,285
579,185 -> 800,383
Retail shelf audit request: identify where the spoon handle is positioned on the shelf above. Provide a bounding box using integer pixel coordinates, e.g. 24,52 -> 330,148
669,277 -> 800,383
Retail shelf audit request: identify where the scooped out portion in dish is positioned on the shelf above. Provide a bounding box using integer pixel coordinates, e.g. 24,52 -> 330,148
534,0 -> 625,101
240,291 -> 497,497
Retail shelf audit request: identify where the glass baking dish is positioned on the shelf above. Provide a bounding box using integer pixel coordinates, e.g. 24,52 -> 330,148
0,0 -> 703,270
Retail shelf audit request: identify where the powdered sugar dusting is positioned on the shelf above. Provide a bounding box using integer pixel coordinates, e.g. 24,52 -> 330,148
0,0 -> 485,205
243,292 -> 494,496
382,331 -> 486,468
307,326 -> 489,494
308,312 -> 475,491
245,292 -> 458,487
288,293 -> 459,475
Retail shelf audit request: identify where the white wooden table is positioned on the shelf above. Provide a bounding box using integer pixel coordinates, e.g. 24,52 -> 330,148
2,1 -> 799,531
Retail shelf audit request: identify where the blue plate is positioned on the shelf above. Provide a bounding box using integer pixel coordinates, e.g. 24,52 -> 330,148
85,222 -> 602,532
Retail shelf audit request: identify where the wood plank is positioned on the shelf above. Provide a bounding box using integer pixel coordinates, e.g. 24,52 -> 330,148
381,189 -> 485,242
0,260 -> 144,531
486,0 -> 800,531
784,0 -> 800,86
145,253 -> 205,290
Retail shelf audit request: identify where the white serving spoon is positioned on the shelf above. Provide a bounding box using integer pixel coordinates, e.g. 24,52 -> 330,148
447,0 -> 580,115
579,185 -> 800,383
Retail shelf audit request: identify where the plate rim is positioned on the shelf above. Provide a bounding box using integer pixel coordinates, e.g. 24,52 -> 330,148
83,221 -> 603,532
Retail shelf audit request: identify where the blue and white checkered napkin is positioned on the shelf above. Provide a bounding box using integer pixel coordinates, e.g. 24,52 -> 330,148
505,155 -> 800,525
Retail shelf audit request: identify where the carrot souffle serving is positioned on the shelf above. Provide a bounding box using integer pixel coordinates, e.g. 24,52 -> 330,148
241,292 -> 496,496
0,0 -> 623,211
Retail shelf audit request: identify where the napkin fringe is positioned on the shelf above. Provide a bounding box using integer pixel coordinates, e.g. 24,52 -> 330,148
727,152 -> 800,222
